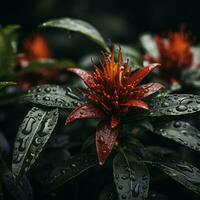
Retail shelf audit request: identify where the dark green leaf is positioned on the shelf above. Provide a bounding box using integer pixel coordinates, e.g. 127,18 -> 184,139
154,120 -> 200,152
0,81 -> 16,90
1,25 -> 20,53
23,84 -> 86,109
0,30 -> 15,74
15,59 -> 75,77
113,150 -> 150,200
99,184 -> 117,200
46,154 -> 98,191
12,107 -> 59,181
140,34 -> 159,59
40,18 -> 109,51
147,94 -> 200,116
144,147 -> 200,195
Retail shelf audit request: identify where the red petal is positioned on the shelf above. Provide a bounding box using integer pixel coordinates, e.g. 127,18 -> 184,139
137,83 -> 165,98
129,63 -> 160,86
96,121 -> 118,165
65,103 -> 105,125
122,99 -> 149,110
68,68 -> 94,87
111,115 -> 120,129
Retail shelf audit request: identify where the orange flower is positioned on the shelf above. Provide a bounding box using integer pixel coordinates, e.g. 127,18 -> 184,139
65,48 -> 164,164
144,28 -> 193,80
24,34 -> 52,61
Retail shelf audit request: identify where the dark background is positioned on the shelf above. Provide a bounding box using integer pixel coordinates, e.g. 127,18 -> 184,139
0,0 -> 199,42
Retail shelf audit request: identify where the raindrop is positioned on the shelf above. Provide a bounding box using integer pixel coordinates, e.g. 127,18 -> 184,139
121,176 -> 127,180
37,88 -> 42,92
121,194 -> 127,199
174,121 -> 181,128
45,87 -> 51,93
176,105 -> 187,112
162,102 -> 169,107
132,183 -> 140,197
71,164 -> 76,168
176,163 -> 193,173
118,185 -> 123,190
43,96 -> 50,101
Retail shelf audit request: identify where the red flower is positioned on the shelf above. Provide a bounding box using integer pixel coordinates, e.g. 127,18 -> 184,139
144,28 -> 193,80
65,48 -> 164,164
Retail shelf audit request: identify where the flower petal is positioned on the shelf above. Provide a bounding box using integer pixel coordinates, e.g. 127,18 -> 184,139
138,83 -> 165,98
68,68 -> 94,87
122,99 -> 149,110
65,103 -> 105,125
129,63 -> 160,86
96,121 -> 119,165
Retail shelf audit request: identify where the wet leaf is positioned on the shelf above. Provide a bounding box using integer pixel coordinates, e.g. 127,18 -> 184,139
12,107 -> 59,181
147,94 -> 200,116
0,153 -> 33,200
0,81 -> 16,90
16,59 -> 75,77
46,154 -> 98,191
99,184 -> 117,200
149,159 -> 200,195
144,147 -> 200,194
40,18 -> 109,51
154,120 -> 200,152
23,84 -> 86,109
113,150 -> 150,200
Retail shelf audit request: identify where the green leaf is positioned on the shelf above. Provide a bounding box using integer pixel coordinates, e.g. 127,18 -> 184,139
15,59 -> 75,77
144,146 -> 200,195
99,184 -> 117,200
154,120 -> 200,152
113,150 -> 150,200
12,107 -> 59,181
1,25 -> 20,53
46,154 -> 98,191
0,81 -> 16,90
23,84 -> 86,109
40,18 -> 109,51
114,44 -> 143,68
0,30 -> 15,74
140,34 -> 159,59
147,94 -> 200,116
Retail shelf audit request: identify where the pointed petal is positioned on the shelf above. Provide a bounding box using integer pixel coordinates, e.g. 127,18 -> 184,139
96,121 -> 118,165
138,83 -> 165,98
129,63 -> 160,86
122,99 -> 149,110
65,103 -> 105,125
111,115 -> 120,129
68,68 -> 94,87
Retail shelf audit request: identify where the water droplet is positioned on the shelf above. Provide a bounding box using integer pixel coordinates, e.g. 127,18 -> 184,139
121,176 -> 127,180
132,183 -> 140,197
176,163 -> 193,173
162,102 -> 169,107
121,194 -> 127,199
176,105 -> 187,112
71,164 -> 76,168
45,87 -> 51,93
43,96 -> 50,101
118,185 -> 123,190
22,117 -> 36,135
174,121 -> 181,128
37,88 -> 42,92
